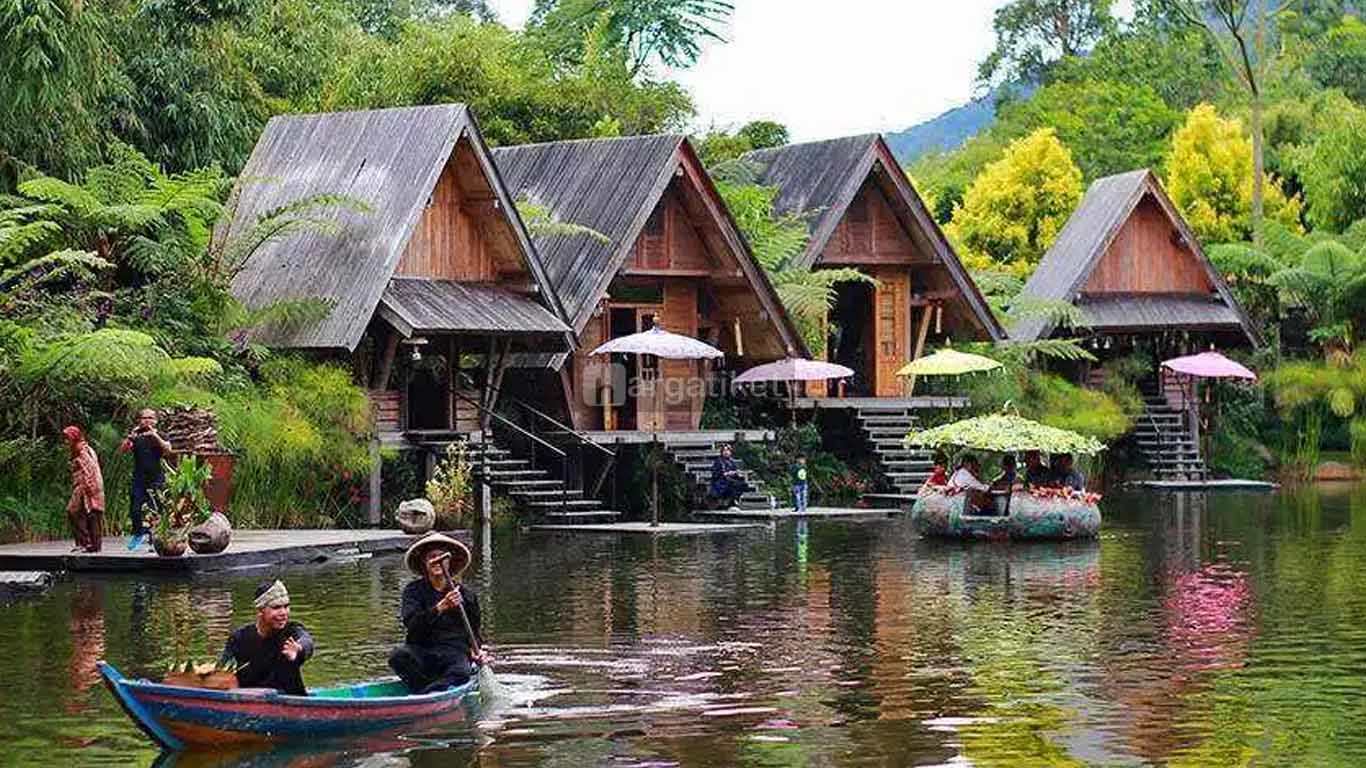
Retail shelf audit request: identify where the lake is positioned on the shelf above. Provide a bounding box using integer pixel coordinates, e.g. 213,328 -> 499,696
3,485 -> 1365,766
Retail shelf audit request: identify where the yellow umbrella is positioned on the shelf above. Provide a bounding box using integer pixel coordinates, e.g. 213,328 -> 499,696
896,348 -> 1002,377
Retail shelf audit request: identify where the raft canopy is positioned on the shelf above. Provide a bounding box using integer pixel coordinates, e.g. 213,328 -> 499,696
906,412 -> 1106,455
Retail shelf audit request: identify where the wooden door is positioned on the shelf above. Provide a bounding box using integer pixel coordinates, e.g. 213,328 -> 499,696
873,269 -> 910,397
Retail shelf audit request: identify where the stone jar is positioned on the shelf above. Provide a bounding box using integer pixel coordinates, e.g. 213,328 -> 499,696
188,512 -> 232,555
396,499 -> 436,535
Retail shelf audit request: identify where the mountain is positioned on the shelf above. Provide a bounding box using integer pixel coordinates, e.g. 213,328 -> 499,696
885,96 -> 996,164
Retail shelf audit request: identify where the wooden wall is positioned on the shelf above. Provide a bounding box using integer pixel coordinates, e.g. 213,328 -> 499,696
396,138 -> 523,283
821,180 -> 918,266
625,187 -> 713,274
1084,196 -> 1212,295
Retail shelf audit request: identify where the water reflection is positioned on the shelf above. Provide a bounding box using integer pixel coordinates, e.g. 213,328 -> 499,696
2,486 -> 1366,765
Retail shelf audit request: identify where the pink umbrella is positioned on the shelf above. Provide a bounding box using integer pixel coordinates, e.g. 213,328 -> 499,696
589,326 -> 723,359
732,358 -> 854,384
1161,351 -> 1256,381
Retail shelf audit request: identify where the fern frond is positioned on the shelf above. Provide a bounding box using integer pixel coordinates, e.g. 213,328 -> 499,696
515,198 -> 609,243
0,249 -> 111,298
1005,296 -> 1089,331
997,338 -> 1098,365
17,177 -> 101,217
0,221 -> 60,265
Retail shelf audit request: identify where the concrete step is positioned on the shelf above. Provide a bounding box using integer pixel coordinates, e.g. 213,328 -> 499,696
481,469 -> 551,480
859,414 -> 918,424
540,510 -> 622,520
527,498 -> 609,509
510,488 -> 583,499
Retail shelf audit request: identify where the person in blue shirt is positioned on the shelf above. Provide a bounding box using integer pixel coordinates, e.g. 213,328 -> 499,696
792,455 -> 809,514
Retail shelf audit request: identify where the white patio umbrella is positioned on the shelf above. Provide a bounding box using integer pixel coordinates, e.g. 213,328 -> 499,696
732,358 -> 855,384
590,325 -> 725,526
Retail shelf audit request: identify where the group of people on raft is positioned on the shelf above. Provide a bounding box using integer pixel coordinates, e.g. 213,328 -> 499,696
218,532 -> 487,696
921,450 -> 1087,516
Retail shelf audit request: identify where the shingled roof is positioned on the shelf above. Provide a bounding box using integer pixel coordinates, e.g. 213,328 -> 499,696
1011,169 -> 1262,346
224,104 -> 567,351
492,135 -> 805,354
745,135 -> 1004,341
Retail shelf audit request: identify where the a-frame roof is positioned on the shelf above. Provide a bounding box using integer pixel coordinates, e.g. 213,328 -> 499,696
492,135 -> 807,356
1012,169 -> 1263,346
745,134 -> 1004,341
225,104 -> 568,351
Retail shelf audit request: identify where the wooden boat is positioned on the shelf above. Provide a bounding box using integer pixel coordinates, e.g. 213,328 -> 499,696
98,661 -> 478,751
910,489 -> 1101,540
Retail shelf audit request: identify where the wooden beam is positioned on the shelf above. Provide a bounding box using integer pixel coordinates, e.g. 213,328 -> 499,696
906,303 -> 934,396
621,268 -> 716,278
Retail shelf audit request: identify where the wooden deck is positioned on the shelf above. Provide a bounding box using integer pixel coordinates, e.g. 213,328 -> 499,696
529,522 -> 768,536
693,506 -> 897,520
1129,479 -> 1279,491
574,429 -> 775,445
791,396 -> 968,410
0,529 -> 455,574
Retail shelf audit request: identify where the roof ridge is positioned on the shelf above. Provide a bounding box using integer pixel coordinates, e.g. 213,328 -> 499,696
492,134 -> 685,152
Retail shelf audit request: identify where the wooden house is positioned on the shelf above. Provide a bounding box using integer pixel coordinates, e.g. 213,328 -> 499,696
225,104 -> 574,441
745,134 -> 1004,398
1011,169 -> 1262,352
1012,169 -> 1263,481
492,135 -> 806,433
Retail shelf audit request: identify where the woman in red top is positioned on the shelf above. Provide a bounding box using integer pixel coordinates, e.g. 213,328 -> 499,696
63,426 -> 106,553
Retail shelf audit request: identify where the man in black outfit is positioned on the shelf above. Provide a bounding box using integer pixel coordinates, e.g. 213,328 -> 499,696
117,408 -> 173,550
221,580 -> 314,695
389,533 -> 488,694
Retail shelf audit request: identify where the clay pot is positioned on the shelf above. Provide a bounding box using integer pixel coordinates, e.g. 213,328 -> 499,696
153,534 -> 188,558
396,499 -> 436,535
189,512 -> 232,555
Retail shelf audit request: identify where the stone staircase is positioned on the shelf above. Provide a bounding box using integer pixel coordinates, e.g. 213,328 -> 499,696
1134,395 -> 1207,480
662,439 -> 773,509
855,404 -> 936,496
462,439 -> 622,523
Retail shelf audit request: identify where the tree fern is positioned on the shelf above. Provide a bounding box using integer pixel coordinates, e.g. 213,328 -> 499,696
1005,295 -> 1090,332
515,197 -> 608,243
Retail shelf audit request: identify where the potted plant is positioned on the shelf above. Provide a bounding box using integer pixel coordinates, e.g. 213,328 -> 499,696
425,443 -> 472,530
150,456 -> 214,557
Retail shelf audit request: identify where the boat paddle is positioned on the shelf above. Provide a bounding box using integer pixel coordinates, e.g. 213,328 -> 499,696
440,557 -> 504,702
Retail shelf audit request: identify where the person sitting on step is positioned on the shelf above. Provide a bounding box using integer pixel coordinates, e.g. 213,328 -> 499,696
709,444 -> 751,511
389,533 -> 489,694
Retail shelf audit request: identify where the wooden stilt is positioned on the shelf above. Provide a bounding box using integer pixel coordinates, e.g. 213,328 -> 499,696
367,439 -> 382,526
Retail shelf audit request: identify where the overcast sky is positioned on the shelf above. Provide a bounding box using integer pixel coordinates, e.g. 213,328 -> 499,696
487,0 -> 1007,141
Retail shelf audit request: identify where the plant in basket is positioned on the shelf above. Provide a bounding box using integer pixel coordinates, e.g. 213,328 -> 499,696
149,456 -> 214,556
425,443 -> 472,529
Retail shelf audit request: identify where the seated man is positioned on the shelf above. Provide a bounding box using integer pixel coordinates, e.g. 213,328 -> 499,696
1052,453 -> 1086,491
1022,450 -> 1053,489
988,454 -> 1019,516
708,444 -> 750,510
389,533 -> 488,694
221,580 -> 314,695
949,454 -> 991,513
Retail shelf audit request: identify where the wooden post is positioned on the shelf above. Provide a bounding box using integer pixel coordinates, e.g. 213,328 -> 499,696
906,303 -> 934,396
367,438 -> 382,526
375,331 -> 400,391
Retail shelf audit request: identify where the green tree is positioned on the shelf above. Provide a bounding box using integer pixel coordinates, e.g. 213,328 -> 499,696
324,15 -> 693,145
1052,25 -> 1226,111
1306,16 -> 1366,103
1160,0 -> 1293,242
946,128 -> 1083,276
977,0 -> 1117,87
995,79 -> 1181,179
737,120 -> 788,151
0,0 -> 126,178
1297,107 -> 1366,231
907,133 -> 1009,225
1165,103 -> 1302,243
528,0 -> 732,75
1268,241 -> 1366,354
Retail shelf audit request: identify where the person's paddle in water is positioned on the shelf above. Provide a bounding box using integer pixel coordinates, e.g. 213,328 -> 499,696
221,580 -> 314,695
390,534 -> 491,695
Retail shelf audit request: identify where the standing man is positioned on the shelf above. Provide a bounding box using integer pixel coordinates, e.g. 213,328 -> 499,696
118,408 -> 173,550
389,533 -> 488,694
221,580 -> 314,695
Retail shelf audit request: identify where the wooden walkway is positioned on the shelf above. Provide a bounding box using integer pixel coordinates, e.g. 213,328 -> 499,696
1129,479 -> 1279,491
791,396 -> 968,410
0,529 -> 445,574
575,429 -> 774,445
529,522 -> 767,536
693,506 -> 897,521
